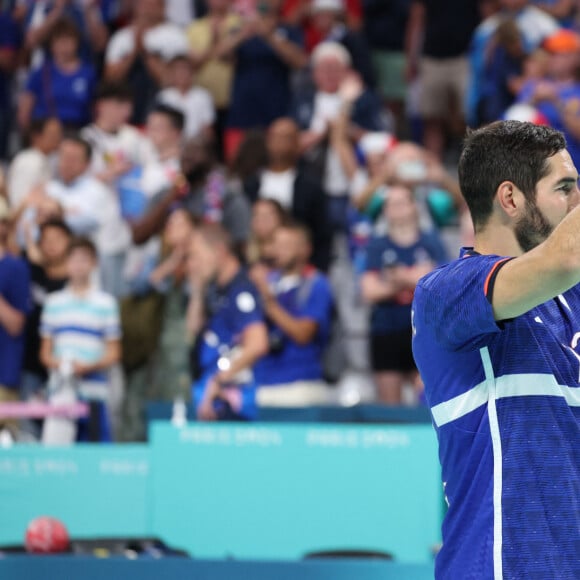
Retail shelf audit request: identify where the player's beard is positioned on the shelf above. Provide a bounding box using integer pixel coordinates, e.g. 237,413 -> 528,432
514,199 -> 554,253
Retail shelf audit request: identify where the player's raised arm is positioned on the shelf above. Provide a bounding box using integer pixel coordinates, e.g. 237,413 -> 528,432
458,121 -> 580,321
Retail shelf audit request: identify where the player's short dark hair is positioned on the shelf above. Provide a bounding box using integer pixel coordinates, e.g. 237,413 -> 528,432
150,103 -> 185,132
279,219 -> 313,246
95,81 -> 133,103
168,54 -> 194,68
68,236 -> 98,259
62,134 -> 93,162
197,223 -> 236,254
40,218 -> 73,240
459,121 -> 567,232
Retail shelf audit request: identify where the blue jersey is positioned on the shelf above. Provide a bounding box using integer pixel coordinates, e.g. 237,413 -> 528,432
254,268 -> 334,386
0,255 -> 30,388
365,231 -> 448,335
193,269 -> 264,420
412,249 -> 580,579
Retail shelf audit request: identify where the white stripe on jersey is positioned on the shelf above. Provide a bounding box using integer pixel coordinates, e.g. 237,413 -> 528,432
432,372 -> 580,428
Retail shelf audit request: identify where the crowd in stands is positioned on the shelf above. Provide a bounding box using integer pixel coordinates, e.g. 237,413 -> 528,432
0,0 -> 577,442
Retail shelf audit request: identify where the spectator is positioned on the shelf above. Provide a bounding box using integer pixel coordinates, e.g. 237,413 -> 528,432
133,134 -> 252,251
187,223 -> 268,421
156,55 -> 216,141
243,117 -> 332,271
165,0 -> 207,27
20,219 -> 71,439
19,18 -> 97,131
363,0 -> 411,133
23,0 -> 108,67
246,198 -> 289,266
40,237 -> 121,442
104,0 -> 189,125
81,81 -> 152,187
308,0 -> 375,88
7,117 -> 62,208
0,197 -> 30,437
516,29 -> 580,169
216,0 -> 307,161
0,8 -> 20,161
467,0 -> 559,127
250,222 -> 334,406
187,0 -> 242,154
405,0 -> 480,157
360,185 -> 447,404
294,44 -> 386,231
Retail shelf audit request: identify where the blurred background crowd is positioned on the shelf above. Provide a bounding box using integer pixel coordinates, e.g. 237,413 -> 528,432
0,0 -> 577,442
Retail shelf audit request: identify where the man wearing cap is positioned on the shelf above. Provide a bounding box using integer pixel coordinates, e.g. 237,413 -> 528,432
517,29 -> 580,169
0,197 -> 30,435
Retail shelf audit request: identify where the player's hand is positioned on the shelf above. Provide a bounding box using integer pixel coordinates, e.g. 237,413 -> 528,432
338,73 -> 364,104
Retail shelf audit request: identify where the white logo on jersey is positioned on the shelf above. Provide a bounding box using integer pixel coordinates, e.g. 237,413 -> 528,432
236,292 -> 256,313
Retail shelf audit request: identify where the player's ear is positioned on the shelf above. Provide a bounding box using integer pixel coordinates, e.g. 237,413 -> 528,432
495,181 -> 524,220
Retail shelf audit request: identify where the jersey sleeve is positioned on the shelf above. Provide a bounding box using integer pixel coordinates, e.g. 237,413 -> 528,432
5,259 -> 30,315
414,255 -> 511,352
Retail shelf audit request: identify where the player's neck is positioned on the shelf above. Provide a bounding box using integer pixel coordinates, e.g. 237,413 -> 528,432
474,224 -> 523,257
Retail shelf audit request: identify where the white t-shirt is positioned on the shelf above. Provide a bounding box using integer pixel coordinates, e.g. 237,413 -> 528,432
157,87 -> 216,140
106,23 -> 190,64
47,174 -> 131,256
81,124 -> 156,175
7,148 -> 54,207
259,169 -> 297,209
165,0 -> 195,28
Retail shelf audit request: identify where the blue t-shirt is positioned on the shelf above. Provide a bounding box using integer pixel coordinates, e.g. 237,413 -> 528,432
412,249 -> 580,579
0,255 -> 30,388
26,60 -> 96,126
254,269 -> 334,386
197,269 -> 264,375
517,81 -> 580,168
365,231 -> 448,335
227,25 -> 303,128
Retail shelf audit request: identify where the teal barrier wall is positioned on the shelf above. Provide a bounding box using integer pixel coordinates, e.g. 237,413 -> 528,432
0,423 -> 441,564
150,423 -> 441,563
0,445 -> 151,545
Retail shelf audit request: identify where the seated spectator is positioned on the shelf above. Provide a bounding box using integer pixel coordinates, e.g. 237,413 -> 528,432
23,0 -> 108,67
247,198 -> 289,266
0,197 -> 30,437
308,0 -> 374,87
215,0 -> 307,161
20,219 -> 71,439
40,237 -> 121,442
104,0 -> 190,125
187,0 -> 242,154
157,55 -> 216,141
19,18 -> 97,131
250,222 -> 334,407
0,8 -> 20,161
516,29 -> 580,169
243,117 -> 331,271
360,186 -> 447,404
187,224 -> 268,421
7,117 -> 62,208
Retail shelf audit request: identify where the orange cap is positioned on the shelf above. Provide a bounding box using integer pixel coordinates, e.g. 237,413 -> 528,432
543,29 -> 580,54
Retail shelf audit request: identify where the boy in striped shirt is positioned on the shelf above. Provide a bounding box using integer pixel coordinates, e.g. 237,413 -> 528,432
40,238 -> 121,442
